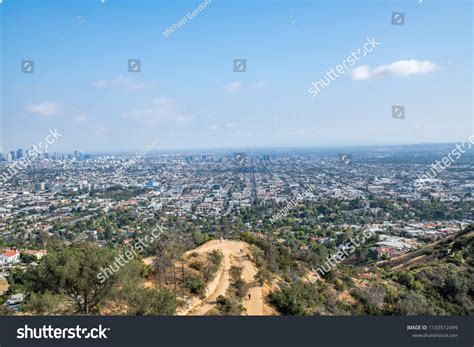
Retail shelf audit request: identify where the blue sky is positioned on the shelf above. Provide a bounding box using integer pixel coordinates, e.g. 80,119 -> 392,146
0,0 -> 472,152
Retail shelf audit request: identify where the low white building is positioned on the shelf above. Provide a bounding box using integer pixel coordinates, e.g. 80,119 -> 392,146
0,249 -> 20,265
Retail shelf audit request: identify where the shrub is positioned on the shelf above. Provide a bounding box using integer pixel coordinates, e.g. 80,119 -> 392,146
22,292 -> 70,315
184,273 -> 206,297
127,288 -> 177,315
209,250 -> 223,266
233,278 -> 248,299
255,267 -> 273,286
189,261 -> 204,271
215,295 -> 245,315
268,282 -> 320,315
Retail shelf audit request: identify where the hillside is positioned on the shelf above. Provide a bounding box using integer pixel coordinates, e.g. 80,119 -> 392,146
2,226 -> 472,316
377,227 -> 474,271
251,225 -> 474,316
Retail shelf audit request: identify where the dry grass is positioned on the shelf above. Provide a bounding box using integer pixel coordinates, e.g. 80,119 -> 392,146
0,278 -> 9,295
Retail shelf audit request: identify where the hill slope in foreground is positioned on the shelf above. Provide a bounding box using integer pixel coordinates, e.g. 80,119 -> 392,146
144,240 -> 275,316
142,226 -> 472,316
265,226 -> 473,316
3,226 -> 471,316
374,227 -> 474,315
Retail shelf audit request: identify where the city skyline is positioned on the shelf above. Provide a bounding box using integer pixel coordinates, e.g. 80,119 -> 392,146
2,140 -> 474,158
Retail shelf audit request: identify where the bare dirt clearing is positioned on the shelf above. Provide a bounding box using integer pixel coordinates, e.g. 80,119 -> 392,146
180,240 -> 265,315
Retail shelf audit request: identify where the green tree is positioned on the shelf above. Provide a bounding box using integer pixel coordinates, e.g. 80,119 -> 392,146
23,292 -> 70,315
268,282 -> 321,315
127,288 -> 176,315
25,244 -> 118,314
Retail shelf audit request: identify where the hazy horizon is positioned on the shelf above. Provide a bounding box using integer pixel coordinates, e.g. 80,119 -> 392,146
3,140 -> 474,157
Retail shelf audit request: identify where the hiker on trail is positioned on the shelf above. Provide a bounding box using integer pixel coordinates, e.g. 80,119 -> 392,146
248,293 -> 251,300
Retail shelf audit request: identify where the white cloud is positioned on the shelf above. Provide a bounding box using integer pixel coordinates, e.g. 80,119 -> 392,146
94,126 -> 108,135
290,129 -> 305,136
26,102 -> 60,116
122,97 -> 177,124
225,80 -> 267,94
93,76 -> 153,91
231,131 -> 253,136
175,114 -> 193,123
73,114 -> 88,123
225,122 -> 238,128
225,81 -> 243,94
350,60 -> 439,80
152,96 -> 174,108
206,124 -> 218,131
254,80 -> 268,89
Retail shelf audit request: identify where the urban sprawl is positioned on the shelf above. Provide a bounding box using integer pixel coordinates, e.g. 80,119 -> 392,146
0,144 -> 473,311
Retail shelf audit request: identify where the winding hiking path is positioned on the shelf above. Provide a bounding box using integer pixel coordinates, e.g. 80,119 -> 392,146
240,244 -> 264,315
179,239 -> 264,316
